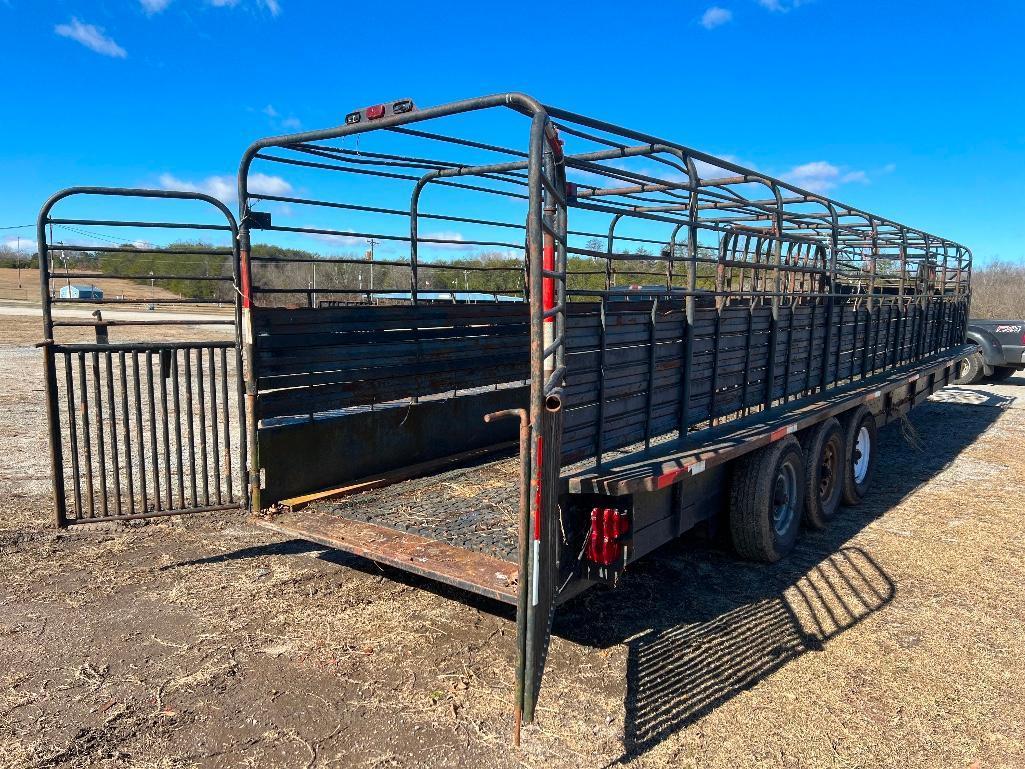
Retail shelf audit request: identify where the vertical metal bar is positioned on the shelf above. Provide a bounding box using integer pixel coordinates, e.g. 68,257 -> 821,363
38,212 -> 67,527
522,110 -> 549,728
104,352 -> 123,517
709,309 -> 722,425
804,300 -> 816,395
680,155 -> 699,434
91,351 -> 109,518
78,353 -> 95,519
209,347 -> 222,506
644,298 -> 658,449
63,353 -> 83,521
170,349 -> 184,510
132,352 -> 148,515
149,351 -> 165,511
118,351 -> 135,516
184,347 -> 198,508
763,185 -> 784,410
819,221 -> 838,393
196,346 -> 210,506
782,301 -> 795,401
238,227 -> 258,513
834,303 -> 845,384
851,302 -> 862,381
881,301 -> 893,373
859,303 -> 871,379
221,346 -> 234,505
594,297 -> 608,465
741,302 -> 755,415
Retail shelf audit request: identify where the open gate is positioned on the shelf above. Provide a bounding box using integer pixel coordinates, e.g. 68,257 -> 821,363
38,188 -> 248,526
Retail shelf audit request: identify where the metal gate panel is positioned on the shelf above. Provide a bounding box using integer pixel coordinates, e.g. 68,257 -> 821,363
38,188 -> 247,526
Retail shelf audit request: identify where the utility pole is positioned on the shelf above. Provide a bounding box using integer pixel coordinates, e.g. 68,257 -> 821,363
366,238 -> 377,297
16,236 -> 21,288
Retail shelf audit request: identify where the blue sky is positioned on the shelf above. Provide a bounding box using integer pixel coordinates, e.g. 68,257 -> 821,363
2,0 -> 1024,264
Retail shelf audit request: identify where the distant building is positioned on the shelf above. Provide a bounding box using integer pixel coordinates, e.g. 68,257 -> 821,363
58,284 -> 103,300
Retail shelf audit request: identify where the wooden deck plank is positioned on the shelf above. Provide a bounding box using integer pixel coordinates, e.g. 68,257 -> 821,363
254,511 -> 519,604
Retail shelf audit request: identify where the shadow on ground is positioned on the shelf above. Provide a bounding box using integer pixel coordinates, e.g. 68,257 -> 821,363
553,388 -> 1011,764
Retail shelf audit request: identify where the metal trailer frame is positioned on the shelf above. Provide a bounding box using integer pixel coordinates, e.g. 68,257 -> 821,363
37,93 -> 972,742
228,93 -> 971,737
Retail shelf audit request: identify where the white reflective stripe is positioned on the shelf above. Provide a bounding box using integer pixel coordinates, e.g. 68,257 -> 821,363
242,309 -> 252,345
531,539 -> 540,606
689,460 -> 706,475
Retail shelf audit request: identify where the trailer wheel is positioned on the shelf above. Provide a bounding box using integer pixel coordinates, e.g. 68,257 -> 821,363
802,418 -> 844,530
955,351 -> 984,384
841,407 -> 877,506
729,436 -> 806,562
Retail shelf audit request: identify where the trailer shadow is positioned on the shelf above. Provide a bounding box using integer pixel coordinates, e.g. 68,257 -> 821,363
553,387 -> 1011,765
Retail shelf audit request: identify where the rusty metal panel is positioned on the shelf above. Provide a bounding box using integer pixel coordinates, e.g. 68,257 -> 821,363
258,385 -> 528,504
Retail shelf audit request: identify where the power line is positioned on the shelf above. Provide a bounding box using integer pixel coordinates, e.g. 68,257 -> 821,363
0,223 -> 34,231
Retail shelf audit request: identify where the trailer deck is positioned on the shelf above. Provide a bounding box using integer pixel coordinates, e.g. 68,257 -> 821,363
255,343 -> 970,607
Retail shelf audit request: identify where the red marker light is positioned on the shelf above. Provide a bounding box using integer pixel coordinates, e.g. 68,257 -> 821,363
586,507 -> 628,566
366,104 -> 386,120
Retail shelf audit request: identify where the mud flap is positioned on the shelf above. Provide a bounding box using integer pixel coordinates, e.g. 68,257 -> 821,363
518,394 -> 563,728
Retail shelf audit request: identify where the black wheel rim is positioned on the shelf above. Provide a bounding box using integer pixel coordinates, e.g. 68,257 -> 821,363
819,440 -> 837,503
772,458 -> 797,536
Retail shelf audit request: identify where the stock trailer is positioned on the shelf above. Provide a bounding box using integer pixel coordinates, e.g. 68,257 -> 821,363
37,93 -> 972,742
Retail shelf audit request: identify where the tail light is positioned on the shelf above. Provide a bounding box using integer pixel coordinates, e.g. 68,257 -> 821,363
586,507 -> 629,566
344,99 -> 417,127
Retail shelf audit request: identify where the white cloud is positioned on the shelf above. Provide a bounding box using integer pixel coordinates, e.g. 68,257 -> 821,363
262,104 -> 279,118
4,238 -> 36,252
249,172 -> 293,196
301,230 -> 366,248
701,6 -> 733,29
781,161 -> 870,193
157,171 -> 292,204
757,0 -> 807,11
54,18 -> 127,58
695,154 -> 747,180
208,0 -> 281,15
420,231 -> 474,250
140,0 -> 172,14
281,116 -> 302,131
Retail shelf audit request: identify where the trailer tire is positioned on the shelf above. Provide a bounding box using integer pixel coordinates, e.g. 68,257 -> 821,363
841,407 -> 877,506
802,417 -> 844,530
955,351 -> 984,384
729,436 -> 805,563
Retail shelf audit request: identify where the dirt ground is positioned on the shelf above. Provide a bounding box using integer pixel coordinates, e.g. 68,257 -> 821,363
2,311 -> 1024,769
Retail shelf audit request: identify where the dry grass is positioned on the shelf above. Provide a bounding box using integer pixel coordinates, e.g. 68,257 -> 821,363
1,313 -> 1024,768
0,267 -> 186,304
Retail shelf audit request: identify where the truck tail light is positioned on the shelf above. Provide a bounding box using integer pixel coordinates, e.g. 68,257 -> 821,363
586,507 -> 628,566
